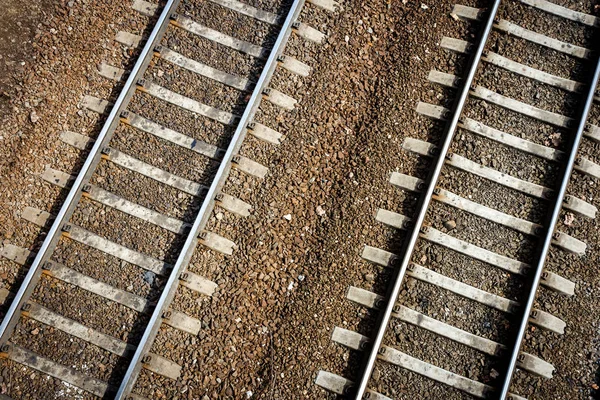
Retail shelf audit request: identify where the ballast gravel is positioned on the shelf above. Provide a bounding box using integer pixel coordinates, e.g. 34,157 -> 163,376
0,0 -> 599,399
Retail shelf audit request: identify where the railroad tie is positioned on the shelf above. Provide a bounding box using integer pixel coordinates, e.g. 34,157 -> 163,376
452,4 -> 593,59
60,130 -> 254,216
20,207 -> 225,292
515,0 -> 600,26
345,287 -> 554,378
80,95 -> 271,179
412,107 -> 600,211
315,371 -> 390,399
1,244 -> 207,335
377,197 -> 585,255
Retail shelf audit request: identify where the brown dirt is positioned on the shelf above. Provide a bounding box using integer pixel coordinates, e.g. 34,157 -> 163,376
0,0 -> 56,119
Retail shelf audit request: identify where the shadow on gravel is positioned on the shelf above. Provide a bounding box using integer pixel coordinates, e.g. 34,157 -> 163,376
1,0 -> 293,396
340,2 -> 487,395
595,351 -> 600,399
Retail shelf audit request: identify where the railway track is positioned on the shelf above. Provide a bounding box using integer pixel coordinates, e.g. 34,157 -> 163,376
0,0 -> 334,398
317,0 -> 600,399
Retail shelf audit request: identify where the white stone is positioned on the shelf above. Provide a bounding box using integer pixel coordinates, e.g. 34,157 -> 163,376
316,205 -> 326,216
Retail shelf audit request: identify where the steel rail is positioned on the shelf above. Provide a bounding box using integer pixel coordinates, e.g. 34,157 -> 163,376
113,0 -> 306,397
353,1 -> 502,398
0,0 -> 182,346
498,51 -> 600,400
